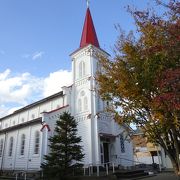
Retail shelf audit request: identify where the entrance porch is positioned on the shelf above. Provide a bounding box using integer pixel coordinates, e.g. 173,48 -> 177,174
99,134 -> 117,166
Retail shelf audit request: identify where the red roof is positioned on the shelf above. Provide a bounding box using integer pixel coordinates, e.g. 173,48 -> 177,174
80,8 -> 100,48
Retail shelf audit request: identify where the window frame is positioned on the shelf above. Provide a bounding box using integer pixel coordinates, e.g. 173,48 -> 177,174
34,131 -> 40,155
20,134 -> 26,156
8,137 -> 13,157
120,134 -> 125,153
84,96 -> 88,111
78,98 -> 82,112
0,139 -> 4,157
79,61 -> 86,78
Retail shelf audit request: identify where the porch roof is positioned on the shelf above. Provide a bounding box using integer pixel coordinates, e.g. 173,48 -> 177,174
99,133 -> 117,138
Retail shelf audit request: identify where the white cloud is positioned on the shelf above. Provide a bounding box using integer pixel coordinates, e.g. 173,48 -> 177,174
21,51 -> 44,60
0,69 -> 10,80
0,69 -> 44,117
43,70 -> 72,97
32,51 -> 44,60
0,69 -> 72,118
0,105 -> 23,118
0,105 -> 9,118
22,54 -> 30,59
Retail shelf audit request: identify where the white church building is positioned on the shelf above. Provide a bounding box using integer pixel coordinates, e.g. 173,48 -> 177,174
0,7 -> 134,173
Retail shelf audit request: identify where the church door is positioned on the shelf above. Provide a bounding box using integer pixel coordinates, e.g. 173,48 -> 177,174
103,142 -> 109,163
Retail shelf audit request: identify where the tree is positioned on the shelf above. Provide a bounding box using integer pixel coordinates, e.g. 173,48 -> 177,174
41,112 -> 84,179
97,0 -> 180,177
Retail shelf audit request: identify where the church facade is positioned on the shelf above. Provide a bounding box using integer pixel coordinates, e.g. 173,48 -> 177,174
0,7 -> 134,172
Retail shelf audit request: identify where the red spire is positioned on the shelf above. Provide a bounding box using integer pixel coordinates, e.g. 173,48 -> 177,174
80,8 -> 100,48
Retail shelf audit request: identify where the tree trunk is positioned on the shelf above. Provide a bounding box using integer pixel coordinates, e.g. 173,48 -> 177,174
172,162 -> 180,180
159,140 -> 180,179
168,155 -> 180,179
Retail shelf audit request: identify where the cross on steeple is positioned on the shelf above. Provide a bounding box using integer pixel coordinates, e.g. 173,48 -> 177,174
86,0 -> 90,8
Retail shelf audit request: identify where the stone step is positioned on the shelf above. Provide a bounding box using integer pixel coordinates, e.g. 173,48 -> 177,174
114,169 -> 151,179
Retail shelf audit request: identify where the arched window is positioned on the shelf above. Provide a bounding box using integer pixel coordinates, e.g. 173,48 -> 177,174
79,62 -> 82,78
8,137 -> 13,157
20,134 -> 26,156
34,131 -> 40,155
120,134 -> 125,153
82,62 -> 85,76
78,99 -> 82,112
84,96 -> 88,111
79,61 -> 86,78
0,139 -> 4,157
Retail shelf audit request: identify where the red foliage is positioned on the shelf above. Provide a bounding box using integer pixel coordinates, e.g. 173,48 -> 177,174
154,68 -> 180,110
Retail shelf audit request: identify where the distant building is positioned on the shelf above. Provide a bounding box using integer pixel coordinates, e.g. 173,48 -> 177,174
132,129 -> 173,169
0,6 -> 134,173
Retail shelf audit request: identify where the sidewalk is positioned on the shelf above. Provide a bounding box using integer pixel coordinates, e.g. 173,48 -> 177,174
141,172 -> 179,180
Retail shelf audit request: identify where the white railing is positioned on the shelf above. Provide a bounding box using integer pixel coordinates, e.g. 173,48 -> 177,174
83,157 -> 156,177
117,157 -> 160,171
83,161 -> 116,176
118,157 -> 150,167
13,171 -> 27,180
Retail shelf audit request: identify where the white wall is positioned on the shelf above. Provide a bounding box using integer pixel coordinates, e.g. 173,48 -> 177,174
0,123 -> 43,171
0,95 -> 65,130
0,93 -> 68,171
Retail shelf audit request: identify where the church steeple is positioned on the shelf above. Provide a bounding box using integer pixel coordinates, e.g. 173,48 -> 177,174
80,7 -> 100,48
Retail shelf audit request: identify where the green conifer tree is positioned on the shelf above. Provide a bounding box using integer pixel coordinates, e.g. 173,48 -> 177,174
41,112 -> 84,179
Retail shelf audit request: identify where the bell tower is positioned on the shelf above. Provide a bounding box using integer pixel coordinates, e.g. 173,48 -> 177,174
70,5 -> 109,165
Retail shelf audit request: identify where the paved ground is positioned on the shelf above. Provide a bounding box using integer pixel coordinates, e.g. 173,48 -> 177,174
0,172 -> 179,180
141,172 -> 179,180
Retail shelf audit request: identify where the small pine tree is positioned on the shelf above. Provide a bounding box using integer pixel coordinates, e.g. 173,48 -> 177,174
41,112 -> 84,179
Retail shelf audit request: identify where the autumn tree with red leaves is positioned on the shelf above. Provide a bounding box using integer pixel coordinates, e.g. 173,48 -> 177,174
97,0 -> 180,177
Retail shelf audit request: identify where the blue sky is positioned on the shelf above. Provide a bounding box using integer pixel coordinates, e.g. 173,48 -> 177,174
0,0 -> 160,117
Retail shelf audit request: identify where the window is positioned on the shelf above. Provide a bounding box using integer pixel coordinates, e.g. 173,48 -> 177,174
0,139 -> 4,157
106,101 -> 109,107
80,90 -> 85,96
21,118 -> 24,123
82,62 -> 85,76
79,62 -> 82,78
8,137 -> 13,157
20,134 -> 26,156
78,99 -> 82,112
120,134 -> 125,153
84,96 -> 88,111
34,131 -> 40,154
31,114 -> 35,119
79,61 -> 85,78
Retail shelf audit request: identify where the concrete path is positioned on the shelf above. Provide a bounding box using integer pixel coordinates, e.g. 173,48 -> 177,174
141,172 -> 179,180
